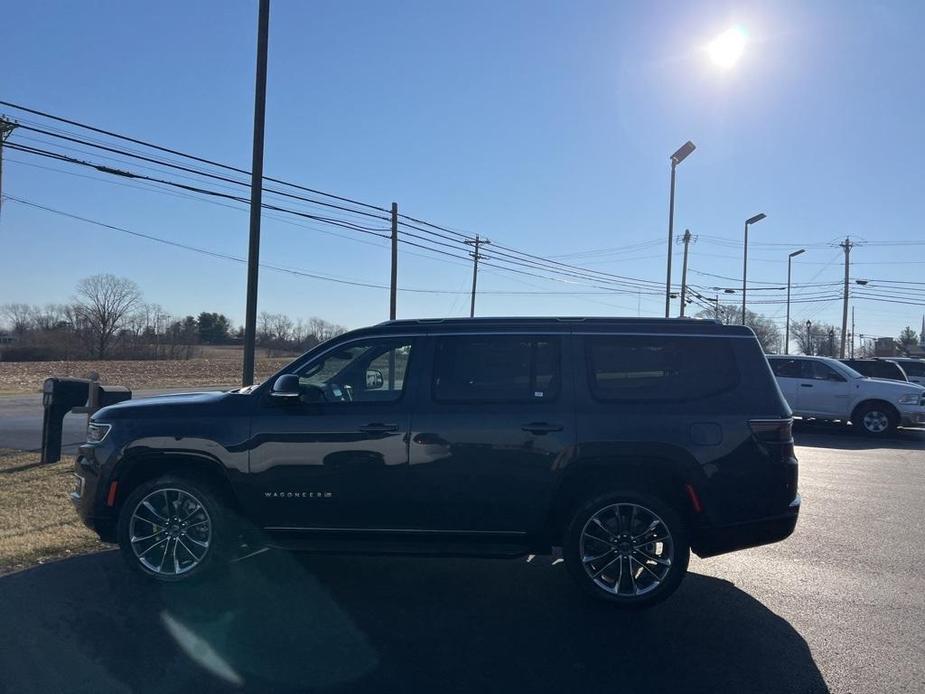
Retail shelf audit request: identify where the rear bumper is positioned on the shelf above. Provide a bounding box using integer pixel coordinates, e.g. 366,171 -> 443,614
693,495 -> 800,558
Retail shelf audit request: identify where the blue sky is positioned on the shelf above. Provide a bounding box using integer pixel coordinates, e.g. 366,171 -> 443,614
2,0 -> 923,343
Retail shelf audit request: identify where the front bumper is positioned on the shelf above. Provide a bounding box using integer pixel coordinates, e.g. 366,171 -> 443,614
693,495 -> 800,558
899,407 -> 925,428
71,443 -> 118,542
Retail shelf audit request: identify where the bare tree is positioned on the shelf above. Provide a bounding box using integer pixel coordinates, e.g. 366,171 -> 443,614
32,304 -> 68,331
270,313 -> 294,343
73,274 -> 143,359
697,305 -> 782,353
789,320 -> 838,356
1,303 -> 34,336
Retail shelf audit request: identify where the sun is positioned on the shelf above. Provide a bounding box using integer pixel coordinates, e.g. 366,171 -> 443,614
707,26 -> 748,69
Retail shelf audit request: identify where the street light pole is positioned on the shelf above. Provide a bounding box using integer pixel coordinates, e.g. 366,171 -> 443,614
665,141 -> 695,317
741,213 -> 767,325
785,249 -> 805,354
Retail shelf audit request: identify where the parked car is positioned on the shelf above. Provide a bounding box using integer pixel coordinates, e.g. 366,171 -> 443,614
888,357 -> 925,386
768,355 -> 925,436
72,317 -> 799,608
841,358 -> 909,382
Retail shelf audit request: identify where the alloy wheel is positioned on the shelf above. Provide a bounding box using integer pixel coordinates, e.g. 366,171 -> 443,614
579,503 -> 673,597
862,410 -> 889,434
129,488 -> 212,576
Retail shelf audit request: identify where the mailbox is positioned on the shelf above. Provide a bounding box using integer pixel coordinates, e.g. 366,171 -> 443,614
41,378 -> 91,464
97,384 -> 132,408
40,377 -> 132,464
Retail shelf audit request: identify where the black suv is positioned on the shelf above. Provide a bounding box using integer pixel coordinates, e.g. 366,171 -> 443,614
841,358 -> 909,382
72,317 -> 799,607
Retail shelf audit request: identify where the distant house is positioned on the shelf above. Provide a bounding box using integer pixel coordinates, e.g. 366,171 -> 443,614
0,332 -> 17,345
874,316 -> 925,358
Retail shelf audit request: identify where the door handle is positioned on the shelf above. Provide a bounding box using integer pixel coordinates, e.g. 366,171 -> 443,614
358,423 -> 399,433
800,384 -> 814,388
521,422 -> 564,435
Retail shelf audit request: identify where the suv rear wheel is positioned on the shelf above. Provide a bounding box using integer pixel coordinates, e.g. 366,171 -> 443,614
117,475 -> 230,582
563,491 -> 689,608
853,401 -> 898,437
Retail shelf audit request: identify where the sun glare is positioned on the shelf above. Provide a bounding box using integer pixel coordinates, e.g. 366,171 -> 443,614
708,26 -> 747,69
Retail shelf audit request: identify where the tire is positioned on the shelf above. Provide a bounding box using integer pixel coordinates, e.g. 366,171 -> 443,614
563,491 -> 689,608
853,402 -> 898,437
117,474 -> 231,583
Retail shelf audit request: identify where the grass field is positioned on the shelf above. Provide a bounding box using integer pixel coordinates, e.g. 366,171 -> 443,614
0,449 -> 106,575
0,356 -> 293,395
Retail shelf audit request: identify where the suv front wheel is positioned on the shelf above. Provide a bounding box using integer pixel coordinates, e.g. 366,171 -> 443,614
563,492 -> 689,608
117,475 -> 230,582
853,401 -> 898,437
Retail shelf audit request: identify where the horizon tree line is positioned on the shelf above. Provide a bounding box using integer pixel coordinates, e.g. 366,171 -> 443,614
0,273 -> 345,361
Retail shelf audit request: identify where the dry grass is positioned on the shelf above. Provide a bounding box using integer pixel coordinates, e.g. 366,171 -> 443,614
0,356 -> 292,395
0,449 -> 106,574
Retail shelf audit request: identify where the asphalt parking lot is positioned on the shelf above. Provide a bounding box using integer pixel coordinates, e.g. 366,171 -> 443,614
0,422 -> 923,693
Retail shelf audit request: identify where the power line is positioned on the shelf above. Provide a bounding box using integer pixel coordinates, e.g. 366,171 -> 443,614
0,100 -> 390,213
6,142 -> 393,236
12,140 -> 679,295
3,194 -> 659,299
13,124 -> 391,222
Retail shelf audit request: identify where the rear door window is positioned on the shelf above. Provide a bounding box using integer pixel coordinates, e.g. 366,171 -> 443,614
900,360 -> 925,377
433,335 -> 561,402
585,335 -> 738,401
769,358 -> 803,378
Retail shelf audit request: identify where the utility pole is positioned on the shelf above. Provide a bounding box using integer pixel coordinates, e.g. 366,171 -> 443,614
389,202 -> 398,320
714,293 -> 720,321
0,116 -> 19,218
241,0 -> 271,387
679,229 -> 693,317
466,235 -> 489,318
839,236 -> 853,358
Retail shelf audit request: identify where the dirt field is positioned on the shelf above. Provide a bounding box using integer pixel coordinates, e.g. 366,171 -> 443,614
0,357 -> 293,394
0,449 -> 106,574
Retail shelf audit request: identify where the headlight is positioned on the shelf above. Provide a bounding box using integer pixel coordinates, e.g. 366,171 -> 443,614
897,393 -> 920,405
86,422 -> 112,443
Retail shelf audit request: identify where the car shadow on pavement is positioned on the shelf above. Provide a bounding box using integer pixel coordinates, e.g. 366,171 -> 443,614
793,420 -> 925,450
0,549 -> 828,694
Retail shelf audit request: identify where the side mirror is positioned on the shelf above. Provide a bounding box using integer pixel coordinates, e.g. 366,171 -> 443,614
366,369 -> 384,389
271,374 -> 301,398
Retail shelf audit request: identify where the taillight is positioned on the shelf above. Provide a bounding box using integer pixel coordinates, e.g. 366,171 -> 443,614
749,418 -> 793,442
749,418 -> 795,459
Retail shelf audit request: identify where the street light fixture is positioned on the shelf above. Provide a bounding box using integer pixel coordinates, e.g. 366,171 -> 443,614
784,249 -> 805,354
665,141 -> 696,317
741,212 -> 767,324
